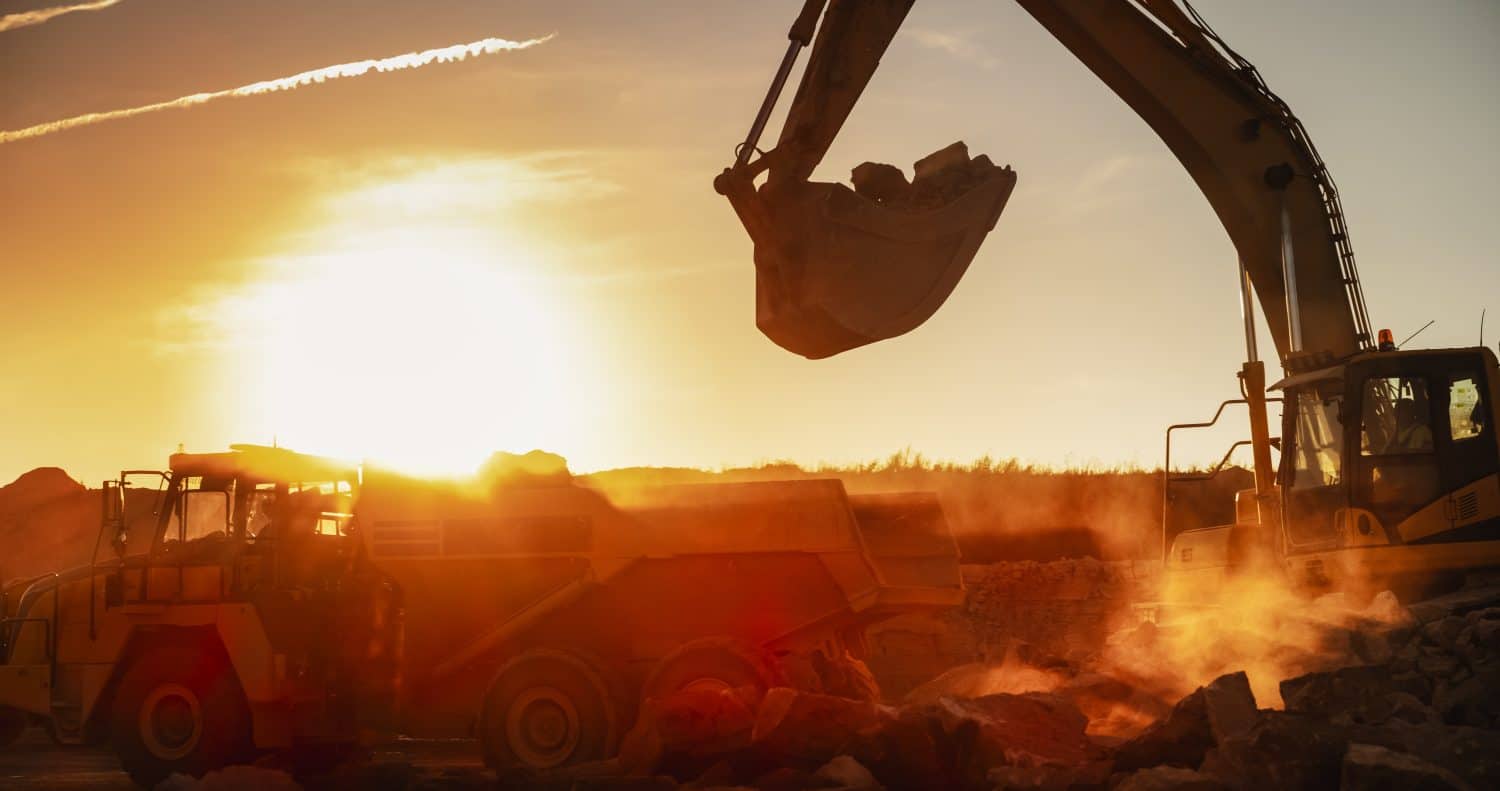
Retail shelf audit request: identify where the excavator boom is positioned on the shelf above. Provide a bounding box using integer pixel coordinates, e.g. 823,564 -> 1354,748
1018,0 -> 1372,362
720,0 -> 1374,364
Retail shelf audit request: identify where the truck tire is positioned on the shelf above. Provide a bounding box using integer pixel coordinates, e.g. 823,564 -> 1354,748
641,637 -> 782,702
479,648 -> 619,770
110,642 -> 253,787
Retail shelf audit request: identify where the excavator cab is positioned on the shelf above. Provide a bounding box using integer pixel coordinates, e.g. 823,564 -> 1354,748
715,0 -> 1015,358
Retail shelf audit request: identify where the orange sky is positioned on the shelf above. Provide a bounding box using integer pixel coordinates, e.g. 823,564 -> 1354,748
3,0 -> 1499,484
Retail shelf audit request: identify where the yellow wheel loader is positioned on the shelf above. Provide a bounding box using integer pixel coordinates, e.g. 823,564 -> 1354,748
0,448 -> 400,786
717,0 -> 1500,596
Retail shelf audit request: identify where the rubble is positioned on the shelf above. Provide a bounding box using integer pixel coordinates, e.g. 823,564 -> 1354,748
478,583 -> 1500,789
1111,765 -> 1230,791
156,766 -> 303,791
1339,743 -> 1470,791
849,141 -> 1009,212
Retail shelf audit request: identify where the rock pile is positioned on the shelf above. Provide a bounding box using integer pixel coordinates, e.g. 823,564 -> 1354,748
867,559 -> 1146,699
850,142 -> 1009,211
498,582 -> 1500,790
501,683 -> 1106,791
1102,583 -> 1500,790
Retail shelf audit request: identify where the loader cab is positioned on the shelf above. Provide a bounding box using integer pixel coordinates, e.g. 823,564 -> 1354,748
101,445 -> 360,604
1277,346 -> 1500,587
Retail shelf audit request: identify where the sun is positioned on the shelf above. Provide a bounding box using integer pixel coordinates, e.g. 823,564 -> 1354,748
213,225 -> 588,477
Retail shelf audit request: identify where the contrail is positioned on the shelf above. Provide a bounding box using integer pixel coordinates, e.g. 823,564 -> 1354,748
0,0 -> 121,33
1,34 -> 552,144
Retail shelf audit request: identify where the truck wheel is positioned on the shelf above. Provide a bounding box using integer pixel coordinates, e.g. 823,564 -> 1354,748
641,637 -> 781,702
110,643 -> 252,787
479,649 -> 618,770
0,706 -> 25,748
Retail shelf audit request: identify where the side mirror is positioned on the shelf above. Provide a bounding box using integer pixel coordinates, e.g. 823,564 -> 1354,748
101,480 -> 127,558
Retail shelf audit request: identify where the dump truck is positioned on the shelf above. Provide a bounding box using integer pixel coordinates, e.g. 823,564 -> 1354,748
349,455 -> 964,769
717,0 -> 1500,598
1,444 -> 963,780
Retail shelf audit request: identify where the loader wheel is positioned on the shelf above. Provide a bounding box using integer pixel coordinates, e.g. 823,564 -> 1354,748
0,706 -> 25,748
111,643 -> 252,787
641,637 -> 781,702
479,649 -> 619,770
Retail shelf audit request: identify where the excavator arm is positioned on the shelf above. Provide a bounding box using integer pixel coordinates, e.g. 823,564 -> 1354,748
720,0 -> 1374,364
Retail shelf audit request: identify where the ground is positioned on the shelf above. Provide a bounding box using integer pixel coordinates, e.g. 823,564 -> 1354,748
0,731 -> 485,790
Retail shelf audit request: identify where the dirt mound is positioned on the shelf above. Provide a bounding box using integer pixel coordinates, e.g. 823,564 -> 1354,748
0,467 -> 94,584
0,467 -> 83,515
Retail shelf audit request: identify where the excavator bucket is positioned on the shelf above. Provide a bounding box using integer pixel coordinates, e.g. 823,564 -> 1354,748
716,0 -> 1017,358
747,150 -> 1015,359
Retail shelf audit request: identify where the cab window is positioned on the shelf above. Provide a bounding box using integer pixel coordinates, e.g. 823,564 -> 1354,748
1291,389 -> 1343,488
182,489 -> 230,542
1449,375 -> 1486,441
1362,377 -> 1433,455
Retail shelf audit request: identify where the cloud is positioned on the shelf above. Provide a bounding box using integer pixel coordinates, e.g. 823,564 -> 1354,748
0,0 -> 120,34
908,28 -> 999,70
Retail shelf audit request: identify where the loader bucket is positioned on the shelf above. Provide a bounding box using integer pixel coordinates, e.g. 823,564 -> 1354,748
748,153 -> 1016,359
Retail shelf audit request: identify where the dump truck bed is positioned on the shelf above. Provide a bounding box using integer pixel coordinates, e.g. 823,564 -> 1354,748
353,473 -> 963,736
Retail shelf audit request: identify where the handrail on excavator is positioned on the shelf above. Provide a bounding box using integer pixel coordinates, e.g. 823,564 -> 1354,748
1160,397 -> 1284,563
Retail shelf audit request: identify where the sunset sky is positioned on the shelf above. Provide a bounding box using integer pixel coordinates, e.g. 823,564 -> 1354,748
3,0 -> 1498,485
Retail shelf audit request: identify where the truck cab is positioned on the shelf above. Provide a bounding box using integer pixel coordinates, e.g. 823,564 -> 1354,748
0,445 -> 399,786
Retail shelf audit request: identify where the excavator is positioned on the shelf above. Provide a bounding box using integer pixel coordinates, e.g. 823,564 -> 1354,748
716,0 -> 1500,597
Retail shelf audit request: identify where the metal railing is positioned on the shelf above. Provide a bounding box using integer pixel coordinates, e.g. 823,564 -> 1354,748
1161,397 -> 1283,562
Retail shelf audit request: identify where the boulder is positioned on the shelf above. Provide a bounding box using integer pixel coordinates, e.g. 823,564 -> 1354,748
1432,666 -> 1500,728
913,141 -> 972,183
1422,616 -> 1467,651
850,162 -> 910,204
926,693 -> 1094,765
1199,672 -> 1257,744
986,761 -> 1112,790
620,685 -> 762,778
1339,743 -> 1470,791
155,766 -> 304,791
750,688 -> 896,769
1111,766 -> 1230,791
902,693 -> 1097,790
1114,672 -> 1256,772
1199,711 -> 1365,790
1381,721 -> 1500,787
748,767 -> 836,791
570,777 -> 681,791
1408,587 -> 1500,625
1279,665 -> 1430,725
813,756 -> 882,790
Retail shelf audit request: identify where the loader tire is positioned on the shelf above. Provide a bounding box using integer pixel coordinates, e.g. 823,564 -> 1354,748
479,648 -> 619,770
110,642 -> 253,787
641,637 -> 782,702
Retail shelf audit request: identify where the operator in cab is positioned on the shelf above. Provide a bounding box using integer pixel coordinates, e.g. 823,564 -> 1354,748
1390,399 -> 1434,453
